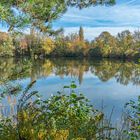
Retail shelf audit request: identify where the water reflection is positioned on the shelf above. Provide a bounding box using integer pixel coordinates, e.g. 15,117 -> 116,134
1,58 -> 140,122
1,58 -> 140,86
0,95 -> 17,116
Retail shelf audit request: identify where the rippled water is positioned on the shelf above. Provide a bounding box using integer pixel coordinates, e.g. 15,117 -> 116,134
0,58 -> 140,123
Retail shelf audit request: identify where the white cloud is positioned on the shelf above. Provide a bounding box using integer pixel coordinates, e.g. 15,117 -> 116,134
58,1 -> 140,40
54,1 -> 140,28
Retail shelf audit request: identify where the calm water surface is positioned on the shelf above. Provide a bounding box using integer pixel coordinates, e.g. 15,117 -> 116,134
0,58 -> 140,123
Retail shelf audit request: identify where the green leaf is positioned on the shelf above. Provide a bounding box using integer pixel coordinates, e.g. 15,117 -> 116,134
63,85 -> 70,89
70,83 -> 77,89
71,93 -> 77,98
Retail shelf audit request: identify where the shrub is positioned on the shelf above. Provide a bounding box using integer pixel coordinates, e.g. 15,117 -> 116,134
0,81 -> 112,140
124,96 -> 140,139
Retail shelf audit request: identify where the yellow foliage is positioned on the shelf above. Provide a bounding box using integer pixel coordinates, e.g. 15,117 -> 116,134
72,138 -> 86,140
67,40 -> 86,51
43,38 -> 55,54
52,130 -> 69,140
0,32 -> 14,56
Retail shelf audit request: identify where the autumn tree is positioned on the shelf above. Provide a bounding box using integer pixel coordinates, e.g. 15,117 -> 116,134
0,32 -> 14,56
42,37 -> 55,55
92,31 -> 117,57
133,30 -> 140,55
117,30 -> 134,57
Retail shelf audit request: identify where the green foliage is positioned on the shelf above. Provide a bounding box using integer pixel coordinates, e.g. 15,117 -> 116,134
0,0 -> 115,33
1,26 -> 140,59
0,0 -> 116,58
67,0 -> 115,9
89,30 -> 140,59
13,29 -> 140,59
125,96 -> 140,139
0,0 -> 66,33
0,80 -> 140,139
0,81 -> 115,140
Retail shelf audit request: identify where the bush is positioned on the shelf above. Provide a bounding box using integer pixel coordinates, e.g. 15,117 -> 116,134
124,96 -> 140,139
1,81 -> 140,139
0,81 -> 112,140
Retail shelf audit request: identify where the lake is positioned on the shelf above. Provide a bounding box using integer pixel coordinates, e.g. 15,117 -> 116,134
0,58 -> 140,124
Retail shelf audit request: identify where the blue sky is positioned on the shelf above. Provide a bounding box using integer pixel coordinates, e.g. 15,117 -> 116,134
53,0 -> 140,40
1,0 -> 140,40
54,0 -> 140,28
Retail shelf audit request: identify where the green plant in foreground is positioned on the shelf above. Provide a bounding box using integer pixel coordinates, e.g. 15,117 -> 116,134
124,96 -> 140,140
1,81 -> 140,140
0,81 -> 112,140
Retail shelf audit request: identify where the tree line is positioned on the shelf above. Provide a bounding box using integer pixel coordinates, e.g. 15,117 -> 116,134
0,0 -> 117,59
1,27 -> 140,59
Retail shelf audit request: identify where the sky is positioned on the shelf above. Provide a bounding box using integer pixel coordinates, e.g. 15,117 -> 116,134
1,0 -> 140,40
53,0 -> 140,40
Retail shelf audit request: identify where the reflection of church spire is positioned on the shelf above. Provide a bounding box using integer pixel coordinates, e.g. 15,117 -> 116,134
78,67 -> 84,85
31,74 -> 37,83
30,65 -> 37,82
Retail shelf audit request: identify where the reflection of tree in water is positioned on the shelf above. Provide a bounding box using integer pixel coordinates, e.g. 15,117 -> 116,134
115,62 -> 140,85
1,58 -> 140,85
51,59 -> 89,84
0,58 -> 32,83
90,60 -> 140,86
90,60 -> 120,82
0,58 -> 15,84
0,95 -> 17,116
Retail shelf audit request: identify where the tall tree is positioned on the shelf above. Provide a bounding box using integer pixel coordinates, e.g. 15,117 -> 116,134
79,26 -> 84,41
